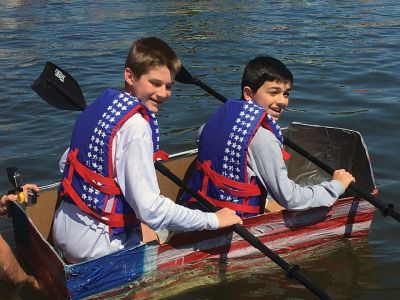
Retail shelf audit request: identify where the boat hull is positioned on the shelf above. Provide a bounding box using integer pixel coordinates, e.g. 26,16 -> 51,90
10,123 -> 377,299
11,192 -> 376,299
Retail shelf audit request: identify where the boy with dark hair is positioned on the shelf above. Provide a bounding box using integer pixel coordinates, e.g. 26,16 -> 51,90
52,37 -> 242,263
183,56 -> 354,218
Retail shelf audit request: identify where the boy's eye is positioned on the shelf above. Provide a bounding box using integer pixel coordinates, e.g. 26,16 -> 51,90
268,90 -> 280,95
150,81 -> 161,87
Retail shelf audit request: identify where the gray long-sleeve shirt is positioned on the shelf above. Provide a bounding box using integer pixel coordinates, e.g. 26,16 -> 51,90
247,126 -> 345,210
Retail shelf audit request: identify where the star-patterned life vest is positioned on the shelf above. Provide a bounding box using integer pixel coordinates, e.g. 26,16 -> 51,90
59,88 -> 168,236
183,99 -> 289,218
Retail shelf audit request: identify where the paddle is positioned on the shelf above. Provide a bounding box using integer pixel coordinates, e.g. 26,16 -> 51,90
31,62 -> 86,111
176,66 -> 400,223
32,61 -> 332,300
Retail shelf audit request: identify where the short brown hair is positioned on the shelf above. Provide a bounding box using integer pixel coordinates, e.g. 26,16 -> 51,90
125,37 -> 181,78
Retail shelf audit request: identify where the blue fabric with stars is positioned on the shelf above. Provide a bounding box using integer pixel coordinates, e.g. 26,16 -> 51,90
183,99 -> 269,217
60,88 -> 160,236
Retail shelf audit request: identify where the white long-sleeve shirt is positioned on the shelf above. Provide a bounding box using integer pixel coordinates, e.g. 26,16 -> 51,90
53,113 -> 218,263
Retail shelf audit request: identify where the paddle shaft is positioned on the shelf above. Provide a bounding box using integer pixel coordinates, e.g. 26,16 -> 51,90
192,78 -> 227,103
185,72 -> 400,222
154,161 -> 332,300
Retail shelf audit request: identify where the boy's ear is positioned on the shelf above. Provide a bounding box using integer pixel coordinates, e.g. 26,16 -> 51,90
242,86 -> 254,101
124,68 -> 135,86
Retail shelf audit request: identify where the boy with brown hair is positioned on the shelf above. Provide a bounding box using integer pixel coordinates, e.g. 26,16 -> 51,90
52,37 -> 242,263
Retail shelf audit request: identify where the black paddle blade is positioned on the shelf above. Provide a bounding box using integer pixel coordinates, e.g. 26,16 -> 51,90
32,62 -> 87,111
175,65 -> 197,85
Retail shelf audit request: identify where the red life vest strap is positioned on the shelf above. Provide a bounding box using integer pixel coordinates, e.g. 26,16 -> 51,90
60,148 -> 137,227
66,149 -> 121,195
153,149 -> 169,161
60,178 -> 137,227
281,148 -> 291,160
196,160 -> 262,197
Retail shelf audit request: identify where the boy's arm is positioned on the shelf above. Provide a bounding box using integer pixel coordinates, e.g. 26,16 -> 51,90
59,147 -> 70,172
0,194 -> 17,216
0,235 -> 39,288
248,127 -> 345,210
115,115 -> 240,231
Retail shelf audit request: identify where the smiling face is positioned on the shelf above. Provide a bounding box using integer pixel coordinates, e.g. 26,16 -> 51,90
125,66 -> 175,113
243,80 -> 291,121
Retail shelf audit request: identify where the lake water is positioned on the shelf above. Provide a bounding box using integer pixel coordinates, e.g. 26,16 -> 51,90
0,0 -> 399,299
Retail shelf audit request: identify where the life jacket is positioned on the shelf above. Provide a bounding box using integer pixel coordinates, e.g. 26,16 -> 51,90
183,99 -> 289,218
58,88 -> 168,236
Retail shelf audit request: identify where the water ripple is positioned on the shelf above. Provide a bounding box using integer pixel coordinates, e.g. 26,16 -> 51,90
0,0 -> 399,298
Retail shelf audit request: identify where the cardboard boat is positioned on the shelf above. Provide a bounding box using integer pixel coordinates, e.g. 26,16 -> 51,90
10,123 -> 377,299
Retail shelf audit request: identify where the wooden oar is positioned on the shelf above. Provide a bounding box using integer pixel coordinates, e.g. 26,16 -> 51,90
32,61 -> 332,300
176,66 -> 400,223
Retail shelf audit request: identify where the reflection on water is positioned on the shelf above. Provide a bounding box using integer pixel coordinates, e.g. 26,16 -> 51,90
110,238 -> 376,300
1,0 -> 399,299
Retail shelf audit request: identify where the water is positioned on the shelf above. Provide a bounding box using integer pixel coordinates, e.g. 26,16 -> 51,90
0,0 -> 399,298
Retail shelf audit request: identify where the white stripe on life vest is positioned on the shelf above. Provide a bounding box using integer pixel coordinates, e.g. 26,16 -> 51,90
104,195 -> 115,213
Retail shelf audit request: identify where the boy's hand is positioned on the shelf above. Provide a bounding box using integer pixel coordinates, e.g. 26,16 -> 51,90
333,169 -> 355,190
215,207 -> 243,228
21,184 -> 40,201
0,194 -> 17,216
0,184 -> 39,216
24,274 -> 43,291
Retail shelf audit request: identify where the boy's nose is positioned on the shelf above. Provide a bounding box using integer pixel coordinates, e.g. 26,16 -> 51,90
276,93 -> 287,105
157,86 -> 169,99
